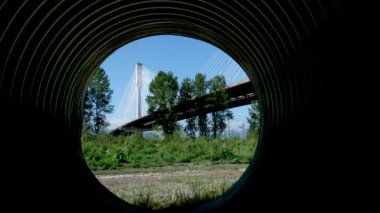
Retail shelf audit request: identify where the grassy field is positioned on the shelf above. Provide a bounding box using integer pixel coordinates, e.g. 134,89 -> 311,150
96,163 -> 248,210
82,131 -> 257,210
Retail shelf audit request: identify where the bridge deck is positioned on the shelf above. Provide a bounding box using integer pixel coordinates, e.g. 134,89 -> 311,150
111,81 -> 256,134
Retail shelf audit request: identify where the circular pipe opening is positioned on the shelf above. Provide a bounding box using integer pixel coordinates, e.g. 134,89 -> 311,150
81,35 -> 260,211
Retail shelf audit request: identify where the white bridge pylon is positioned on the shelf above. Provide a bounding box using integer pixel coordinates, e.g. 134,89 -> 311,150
109,63 -> 156,130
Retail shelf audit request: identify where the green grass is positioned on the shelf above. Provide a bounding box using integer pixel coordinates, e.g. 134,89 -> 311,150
83,132 -> 257,210
82,131 -> 258,171
125,179 -> 233,210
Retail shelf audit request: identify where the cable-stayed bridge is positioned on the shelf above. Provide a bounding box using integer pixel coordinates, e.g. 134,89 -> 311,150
111,80 -> 255,134
108,50 -> 255,134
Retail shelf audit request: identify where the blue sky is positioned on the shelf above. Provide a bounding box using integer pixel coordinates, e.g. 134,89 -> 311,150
100,35 -> 250,133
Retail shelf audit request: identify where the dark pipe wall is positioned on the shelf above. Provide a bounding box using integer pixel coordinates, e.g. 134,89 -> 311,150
0,1 -> 373,212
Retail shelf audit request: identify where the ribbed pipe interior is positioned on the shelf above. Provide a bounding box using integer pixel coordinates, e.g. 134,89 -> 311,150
1,1 -> 358,212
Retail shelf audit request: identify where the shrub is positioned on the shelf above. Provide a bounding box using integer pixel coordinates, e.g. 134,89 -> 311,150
82,131 -> 257,170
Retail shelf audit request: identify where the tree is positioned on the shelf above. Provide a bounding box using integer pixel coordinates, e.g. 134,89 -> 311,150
194,73 -> 209,137
83,68 -> 114,135
208,75 -> 233,138
179,77 -> 197,139
247,100 -> 260,133
146,71 -> 179,135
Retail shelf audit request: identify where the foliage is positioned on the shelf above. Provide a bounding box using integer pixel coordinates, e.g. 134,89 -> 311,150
83,68 -> 114,134
247,100 -> 260,133
146,71 -> 235,138
82,132 -> 258,170
193,73 -> 209,137
146,71 -> 179,134
208,75 -> 233,138
179,77 -> 197,138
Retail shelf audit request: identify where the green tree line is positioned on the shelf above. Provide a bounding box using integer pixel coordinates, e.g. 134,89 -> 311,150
147,71 -> 233,138
82,68 -> 260,138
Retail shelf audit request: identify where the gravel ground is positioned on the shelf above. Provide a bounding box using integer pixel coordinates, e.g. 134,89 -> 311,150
96,164 -> 248,207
